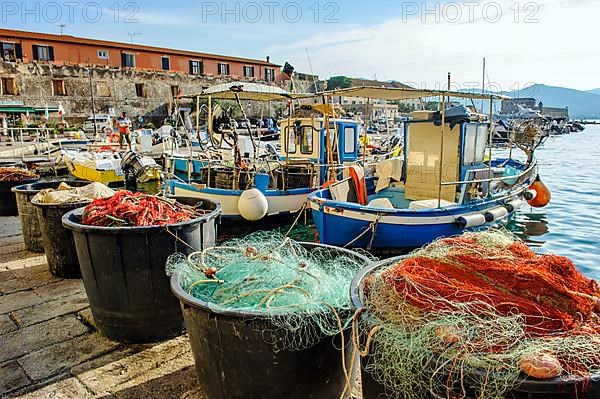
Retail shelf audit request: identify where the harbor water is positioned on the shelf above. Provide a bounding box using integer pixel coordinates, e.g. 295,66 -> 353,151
509,125 -> 600,280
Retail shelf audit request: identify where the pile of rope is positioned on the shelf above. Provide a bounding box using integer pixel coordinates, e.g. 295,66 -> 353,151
358,231 -> 600,399
0,167 -> 39,182
81,191 -> 205,227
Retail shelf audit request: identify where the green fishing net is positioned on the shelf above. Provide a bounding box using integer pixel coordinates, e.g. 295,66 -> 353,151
166,231 -> 372,351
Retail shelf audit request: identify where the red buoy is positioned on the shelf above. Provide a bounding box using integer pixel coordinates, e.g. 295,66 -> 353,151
527,175 -> 551,208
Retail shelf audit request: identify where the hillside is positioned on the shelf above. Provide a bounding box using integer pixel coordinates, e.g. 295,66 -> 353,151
502,84 -> 600,118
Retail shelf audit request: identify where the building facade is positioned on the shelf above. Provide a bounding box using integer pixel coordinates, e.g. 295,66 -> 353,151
0,28 -> 281,81
0,28 -> 289,125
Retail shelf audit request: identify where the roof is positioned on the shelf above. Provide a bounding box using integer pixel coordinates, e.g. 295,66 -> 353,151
0,28 -> 280,67
185,82 -> 312,101
320,86 -> 510,101
350,78 -> 413,90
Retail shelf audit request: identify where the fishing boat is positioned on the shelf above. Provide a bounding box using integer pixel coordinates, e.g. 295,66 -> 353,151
61,147 -> 162,185
165,82 -> 366,221
309,86 -> 547,250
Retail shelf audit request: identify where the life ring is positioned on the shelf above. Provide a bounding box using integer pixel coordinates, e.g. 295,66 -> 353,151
349,164 -> 368,205
108,133 -> 120,143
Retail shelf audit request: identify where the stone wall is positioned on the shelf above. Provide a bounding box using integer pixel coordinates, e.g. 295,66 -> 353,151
0,62 -> 312,126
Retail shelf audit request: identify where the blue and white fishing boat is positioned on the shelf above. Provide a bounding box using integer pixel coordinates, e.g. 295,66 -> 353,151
308,86 -> 546,249
165,82 -> 364,222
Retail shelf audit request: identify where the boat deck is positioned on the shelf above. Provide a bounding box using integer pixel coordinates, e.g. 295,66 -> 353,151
0,216 -> 363,398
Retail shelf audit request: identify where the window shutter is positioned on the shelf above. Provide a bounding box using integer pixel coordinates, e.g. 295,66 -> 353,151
199,61 -> 204,75
48,46 -> 54,61
189,60 -> 194,75
32,45 -> 39,61
121,53 -> 127,67
15,43 -> 22,60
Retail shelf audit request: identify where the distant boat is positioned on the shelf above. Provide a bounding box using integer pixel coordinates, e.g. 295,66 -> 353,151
61,148 -> 161,185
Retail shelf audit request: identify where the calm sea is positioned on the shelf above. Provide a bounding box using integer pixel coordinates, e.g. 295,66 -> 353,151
508,124 -> 600,279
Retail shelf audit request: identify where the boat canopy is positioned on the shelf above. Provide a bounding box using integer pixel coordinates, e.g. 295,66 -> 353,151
185,81 -> 313,102
319,86 -> 510,101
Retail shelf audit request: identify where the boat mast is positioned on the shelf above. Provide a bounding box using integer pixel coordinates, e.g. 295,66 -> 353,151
481,58 -> 486,112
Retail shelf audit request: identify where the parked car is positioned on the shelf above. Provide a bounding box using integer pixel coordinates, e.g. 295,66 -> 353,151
83,114 -> 113,133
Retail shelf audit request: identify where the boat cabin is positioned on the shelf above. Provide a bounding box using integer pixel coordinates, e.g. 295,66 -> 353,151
279,116 -> 360,185
364,108 -> 521,210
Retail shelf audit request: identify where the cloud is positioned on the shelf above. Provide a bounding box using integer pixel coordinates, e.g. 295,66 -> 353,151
265,0 -> 599,90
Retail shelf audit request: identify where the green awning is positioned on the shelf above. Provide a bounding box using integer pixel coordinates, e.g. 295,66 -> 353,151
0,106 -> 36,113
0,106 -> 59,114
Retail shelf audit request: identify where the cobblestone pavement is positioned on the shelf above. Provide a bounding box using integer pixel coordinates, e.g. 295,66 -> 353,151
0,216 -> 363,399
0,217 -> 205,399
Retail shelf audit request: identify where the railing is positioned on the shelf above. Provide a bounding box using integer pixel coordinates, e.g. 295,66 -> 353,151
440,160 -> 537,187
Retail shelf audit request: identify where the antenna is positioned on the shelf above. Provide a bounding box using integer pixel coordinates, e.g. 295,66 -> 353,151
305,48 -> 318,93
57,24 -> 66,35
127,32 -> 142,44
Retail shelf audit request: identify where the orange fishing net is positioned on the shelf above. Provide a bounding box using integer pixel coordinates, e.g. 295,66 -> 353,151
82,191 -> 205,227
382,237 -> 600,336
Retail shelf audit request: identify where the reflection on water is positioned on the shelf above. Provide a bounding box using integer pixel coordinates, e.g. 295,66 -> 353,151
506,125 -> 600,280
508,212 -> 549,247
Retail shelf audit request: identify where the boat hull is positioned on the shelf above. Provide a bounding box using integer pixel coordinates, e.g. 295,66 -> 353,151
309,191 -> 526,249
168,180 -> 310,219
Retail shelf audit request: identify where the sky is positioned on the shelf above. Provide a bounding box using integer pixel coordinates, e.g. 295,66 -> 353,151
2,0 -> 598,91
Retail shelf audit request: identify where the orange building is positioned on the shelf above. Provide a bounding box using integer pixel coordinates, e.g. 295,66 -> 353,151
0,28 -> 281,81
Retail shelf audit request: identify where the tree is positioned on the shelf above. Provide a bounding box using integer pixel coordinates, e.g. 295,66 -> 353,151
398,103 -> 415,113
326,76 -> 353,90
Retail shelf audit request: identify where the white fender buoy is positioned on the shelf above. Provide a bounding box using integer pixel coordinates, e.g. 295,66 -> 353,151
456,214 -> 486,229
238,188 -> 268,221
484,207 -> 509,222
505,199 -> 525,213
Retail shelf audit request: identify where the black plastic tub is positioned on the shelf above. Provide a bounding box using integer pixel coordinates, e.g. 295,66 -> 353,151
171,243 -> 371,399
351,259 -> 600,399
63,197 -> 221,344
0,177 -> 39,216
12,180 -> 89,252
32,198 -> 91,278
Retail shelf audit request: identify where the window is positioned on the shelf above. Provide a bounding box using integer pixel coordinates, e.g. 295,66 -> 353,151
344,127 -> 356,154
121,53 -> 135,68
171,85 -> 180,98
135,83 -> 147,98
265,68 -> 275,82
1,42 -> 21,62
463,124 -> 489,164
243,66 -> 255,78
189,60 -> 203,75
299,126 -> 313,154
52,79 -> 66,96
161,56 -> 170,71
97,49 -> 109,59
218,63 -> 230,75
285,127 -> 296,154
32,45 -> 54,62
1,77 -> 16,95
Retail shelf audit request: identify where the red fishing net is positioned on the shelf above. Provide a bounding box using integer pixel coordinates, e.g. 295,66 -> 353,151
0,167 -> 39,182
381,235 -> 600,336
82,191 -> 203,227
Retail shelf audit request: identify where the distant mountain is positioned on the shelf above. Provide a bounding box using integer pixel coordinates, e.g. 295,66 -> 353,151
501,84 -> 600,118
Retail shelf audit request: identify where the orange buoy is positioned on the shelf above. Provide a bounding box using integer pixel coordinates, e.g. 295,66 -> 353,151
527,175 -> 551,208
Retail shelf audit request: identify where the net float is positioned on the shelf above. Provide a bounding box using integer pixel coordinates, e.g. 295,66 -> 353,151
435,325 -> 462,345
519,353 -> 562,379
526,175 -> 551,208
